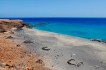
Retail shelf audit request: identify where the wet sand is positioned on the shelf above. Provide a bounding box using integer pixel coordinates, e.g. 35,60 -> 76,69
12,27 -> 106,70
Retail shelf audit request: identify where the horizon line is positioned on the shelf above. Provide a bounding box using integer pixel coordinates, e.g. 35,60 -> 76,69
1,17 -> 106,18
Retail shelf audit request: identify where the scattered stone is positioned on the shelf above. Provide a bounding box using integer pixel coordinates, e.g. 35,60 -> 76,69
76,62 -> 83,67
23,40 -> 33,43
16,44 -> 20,47
15,27 -> 23,31
57,55 -> 59,57
52,66 -> 54,67
42,47 -> 50,51
0,63 -> 16,69
94,65 -> 99,69
36,59 -> 43,64
6,36 -> 14,39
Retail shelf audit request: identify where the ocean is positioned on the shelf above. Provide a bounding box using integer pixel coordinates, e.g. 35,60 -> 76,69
2,18 -> 106,41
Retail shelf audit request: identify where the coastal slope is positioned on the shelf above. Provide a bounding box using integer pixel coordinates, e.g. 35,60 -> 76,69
0,20 -> 51,70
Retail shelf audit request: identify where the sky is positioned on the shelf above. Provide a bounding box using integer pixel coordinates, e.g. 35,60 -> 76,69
0,0 -> 106,17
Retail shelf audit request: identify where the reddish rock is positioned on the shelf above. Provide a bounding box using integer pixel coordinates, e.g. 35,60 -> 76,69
0,19 -> 30,33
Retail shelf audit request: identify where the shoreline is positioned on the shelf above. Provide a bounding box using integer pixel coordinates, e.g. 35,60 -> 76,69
33,28 -> 106,46
33,28 -> 106,44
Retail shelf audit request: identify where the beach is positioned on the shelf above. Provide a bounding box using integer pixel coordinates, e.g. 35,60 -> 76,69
14,27 -> 106,70
0,19 -> 106,70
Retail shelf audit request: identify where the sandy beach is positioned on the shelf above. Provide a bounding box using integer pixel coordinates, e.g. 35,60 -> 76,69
0,20 -> 106,70
14,27 -> 106,70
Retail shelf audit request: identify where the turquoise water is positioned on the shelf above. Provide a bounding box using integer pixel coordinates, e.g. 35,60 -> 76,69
4,18 -> 106,41
36,22 -> 106,40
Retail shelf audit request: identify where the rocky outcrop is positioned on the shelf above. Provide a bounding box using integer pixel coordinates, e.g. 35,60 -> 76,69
0,19 -> 30,33
91,39 -> 106,43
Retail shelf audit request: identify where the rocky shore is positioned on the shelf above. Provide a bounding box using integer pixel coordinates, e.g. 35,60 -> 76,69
0,19 -> 51,70
0,19 -> 106,70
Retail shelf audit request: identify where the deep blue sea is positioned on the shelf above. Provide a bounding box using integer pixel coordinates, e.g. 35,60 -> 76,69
2,18 -> 106,41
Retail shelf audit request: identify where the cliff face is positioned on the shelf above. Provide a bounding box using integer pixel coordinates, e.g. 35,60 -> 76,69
0,19 -> 28,32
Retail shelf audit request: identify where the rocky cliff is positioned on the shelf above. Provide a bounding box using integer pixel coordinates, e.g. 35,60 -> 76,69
0,19 -> 29,32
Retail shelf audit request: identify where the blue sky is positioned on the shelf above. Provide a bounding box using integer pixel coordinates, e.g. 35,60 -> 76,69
0,0 -> 106,17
